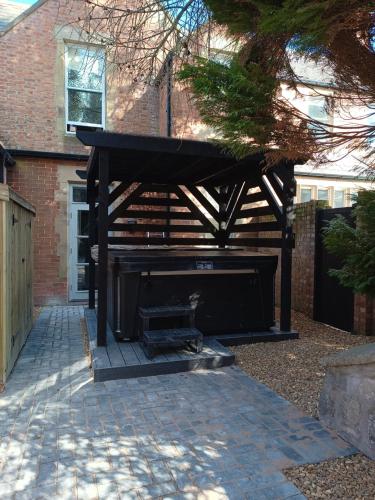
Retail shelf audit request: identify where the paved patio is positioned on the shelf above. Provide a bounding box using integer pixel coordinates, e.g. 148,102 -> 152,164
0,307 -> 356,499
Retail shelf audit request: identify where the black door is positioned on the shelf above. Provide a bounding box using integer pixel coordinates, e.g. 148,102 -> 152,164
314,207 -> 354,332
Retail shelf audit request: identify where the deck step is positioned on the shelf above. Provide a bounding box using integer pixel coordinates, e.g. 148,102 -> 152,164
144,327 -> 202,345
143,327 -> 203,359
139,305 -> 195,319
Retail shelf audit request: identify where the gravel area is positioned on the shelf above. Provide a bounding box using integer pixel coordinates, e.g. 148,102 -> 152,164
285,455 -> 375,499
232,310 -> 375,499
232,310 -> 374,418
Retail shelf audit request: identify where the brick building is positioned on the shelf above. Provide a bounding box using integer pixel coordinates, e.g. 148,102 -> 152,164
1,0 -> 374,310
0,0 -> 164,304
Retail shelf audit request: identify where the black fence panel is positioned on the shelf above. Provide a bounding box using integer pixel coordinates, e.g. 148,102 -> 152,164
314,207 -> 354,332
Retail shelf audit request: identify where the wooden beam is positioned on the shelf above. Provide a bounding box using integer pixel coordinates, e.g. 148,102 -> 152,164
225,183 -> 243,222
130,197 -> 185,207
87,176 -> 96,310
97,150 -> 109,347
174,186 -> 217,236
280,164 -> 296,332
242,191 -> 265,206
107,236 -> 216,246
108,184 -> 146,224
113,209 -> 194,220
186,185 -> 219,222
258,177 -> 282,222
227,238 -> 284,247
233,221 -> 281,232
109,182 -> 131,206
264,171 -> 285,204
109,223 -> 208,233
226,182 -> 249,234
237,206 -> 274,218
202,186 -> 221,205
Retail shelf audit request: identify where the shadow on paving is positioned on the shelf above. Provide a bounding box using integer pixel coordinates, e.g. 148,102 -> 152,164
0,306 -> 356,500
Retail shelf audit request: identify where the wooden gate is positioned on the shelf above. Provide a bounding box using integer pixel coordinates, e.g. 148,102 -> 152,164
314,207 -> 354,332
0,185 -> 35,384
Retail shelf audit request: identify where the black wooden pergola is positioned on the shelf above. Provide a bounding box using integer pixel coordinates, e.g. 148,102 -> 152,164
78,131 -> 297,346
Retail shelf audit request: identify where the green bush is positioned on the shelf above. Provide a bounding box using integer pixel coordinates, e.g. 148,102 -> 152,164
322,190 -> 375,297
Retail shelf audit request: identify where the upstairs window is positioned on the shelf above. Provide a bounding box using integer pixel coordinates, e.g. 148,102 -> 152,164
300,187 -> 312,203
317,188 -> 329,202
333,190 -> 345,208
65,45 -> 105,132
307,97 -> 331,139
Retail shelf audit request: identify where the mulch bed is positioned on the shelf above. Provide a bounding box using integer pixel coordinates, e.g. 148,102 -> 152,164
232,310 -> 375,499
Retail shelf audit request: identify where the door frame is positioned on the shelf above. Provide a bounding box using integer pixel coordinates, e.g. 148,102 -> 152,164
68,184 -> 89,301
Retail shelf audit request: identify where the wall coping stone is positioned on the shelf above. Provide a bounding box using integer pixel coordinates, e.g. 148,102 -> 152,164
321,343 -> 375,368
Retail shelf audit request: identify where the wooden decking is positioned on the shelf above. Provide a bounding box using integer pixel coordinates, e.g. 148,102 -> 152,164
85,309 -> 235,382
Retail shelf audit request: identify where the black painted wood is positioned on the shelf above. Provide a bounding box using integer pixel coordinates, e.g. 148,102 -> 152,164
109,223 -> 207,233
232,221 -> 281,232
85,308 -> 235,381
97,150 -> 109,345
81,131 -> 298,341
280,163 -> 295,332
139,305 -> 195,318
314,207 -> 354,331
88,176 -> 96,309
107,236 -> 216,246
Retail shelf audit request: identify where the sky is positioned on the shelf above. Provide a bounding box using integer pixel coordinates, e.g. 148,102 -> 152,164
12,0 -> 36,4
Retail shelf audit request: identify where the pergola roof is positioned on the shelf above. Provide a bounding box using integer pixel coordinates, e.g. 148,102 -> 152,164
77,130 -> 267,187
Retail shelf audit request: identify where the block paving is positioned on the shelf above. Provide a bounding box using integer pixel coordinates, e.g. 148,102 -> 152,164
0,306 -> 357,499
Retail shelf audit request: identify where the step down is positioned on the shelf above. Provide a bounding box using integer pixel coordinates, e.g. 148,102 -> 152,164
143,327 -> 203,359
139,305 -> 195,319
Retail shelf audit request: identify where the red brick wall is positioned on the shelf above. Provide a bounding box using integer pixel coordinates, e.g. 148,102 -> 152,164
7,157 -> 84,305
0,0 -> 159,154
290,201 -> 321,317
354,293 -> 375,335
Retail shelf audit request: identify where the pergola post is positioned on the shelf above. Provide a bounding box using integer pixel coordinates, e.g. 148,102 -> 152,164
97,150 -> 109,346
280,164 -> 296,332
87,176 -> 96,309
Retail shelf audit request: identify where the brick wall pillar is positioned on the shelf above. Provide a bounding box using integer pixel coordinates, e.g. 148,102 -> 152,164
354,294 -> 375,336
290,200 -> 324,317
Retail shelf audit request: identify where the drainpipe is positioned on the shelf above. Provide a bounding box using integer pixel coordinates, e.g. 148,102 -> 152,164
166,53 -> 173,138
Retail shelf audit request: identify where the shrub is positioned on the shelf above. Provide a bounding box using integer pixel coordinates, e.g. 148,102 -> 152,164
322,190 -> 375,297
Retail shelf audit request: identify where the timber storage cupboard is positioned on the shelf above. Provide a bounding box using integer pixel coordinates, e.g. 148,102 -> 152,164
0,184 -> 35,384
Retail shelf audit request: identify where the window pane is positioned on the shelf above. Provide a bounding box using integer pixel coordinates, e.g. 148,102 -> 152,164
77,265 -> 98,291
78,238 -> 90,263
318,189 -> 329,201
68,89 -> 102,125
301,188 -> 312,203
72,186 -> 87,202
78,211 -> 89,236
67,46 -> 104,91
77,266 -> 89,291
334,190 -> 345,208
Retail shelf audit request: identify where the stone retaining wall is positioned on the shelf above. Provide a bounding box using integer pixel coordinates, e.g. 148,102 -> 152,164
319,344 -> 375,459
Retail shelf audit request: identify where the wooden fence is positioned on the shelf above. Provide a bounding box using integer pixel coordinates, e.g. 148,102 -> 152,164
0,184 -> 35,385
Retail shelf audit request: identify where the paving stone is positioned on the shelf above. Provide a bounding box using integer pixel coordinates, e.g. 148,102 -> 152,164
0,306 -> 356,500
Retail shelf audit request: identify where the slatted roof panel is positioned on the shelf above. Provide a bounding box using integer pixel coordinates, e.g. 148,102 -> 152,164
77,130 -> 266,187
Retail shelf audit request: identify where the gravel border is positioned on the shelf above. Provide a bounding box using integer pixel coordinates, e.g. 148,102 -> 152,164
232,310 -> 375,499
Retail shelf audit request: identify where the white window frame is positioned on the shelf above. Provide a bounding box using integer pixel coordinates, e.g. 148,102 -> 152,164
65,44 -> 106,131
333,189 -> 346,208
69,184 -> 90,301
300,186 -> 313,203
317,187 -> 330,203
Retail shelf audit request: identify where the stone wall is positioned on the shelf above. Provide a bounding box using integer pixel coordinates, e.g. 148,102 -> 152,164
319,344 -> 375,459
